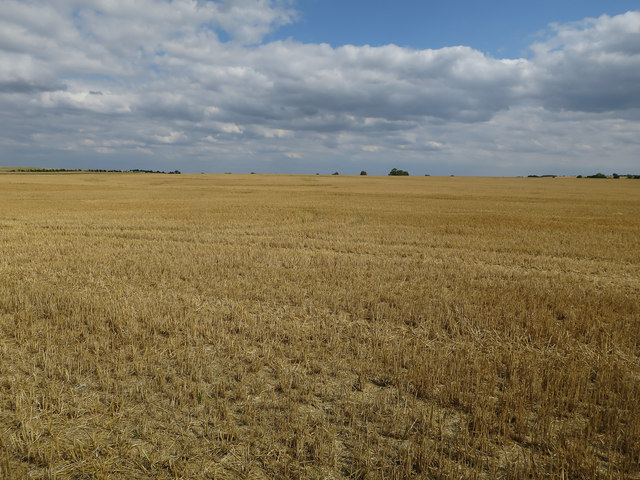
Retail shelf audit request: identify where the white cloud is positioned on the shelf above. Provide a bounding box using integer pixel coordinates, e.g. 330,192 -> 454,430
362,146 -> 381,152
154,131 -> 187,144
40,88 -> 132,114
217,122 -> 244,134
0,3 -> 639,174
530,11 -> 640,113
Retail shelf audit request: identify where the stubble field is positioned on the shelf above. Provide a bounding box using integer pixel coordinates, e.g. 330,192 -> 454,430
0,173 -> 639,479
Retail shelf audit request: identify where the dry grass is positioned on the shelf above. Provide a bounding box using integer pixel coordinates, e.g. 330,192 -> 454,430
0,173 -> 638,479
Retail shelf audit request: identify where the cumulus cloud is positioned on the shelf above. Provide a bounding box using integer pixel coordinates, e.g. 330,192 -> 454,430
238,43 -> 527,123
0,2 -> 639,174
530,11 -> 640,113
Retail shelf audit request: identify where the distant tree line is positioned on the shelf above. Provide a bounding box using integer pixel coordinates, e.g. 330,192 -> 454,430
331,169 -> 411,176
132,169 -> 182,174
6,168 -> 181,174
576,173 -> 640,179
526,172 -> 640,179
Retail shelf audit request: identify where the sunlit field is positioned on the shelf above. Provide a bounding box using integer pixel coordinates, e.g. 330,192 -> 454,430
1,173 -> 639,479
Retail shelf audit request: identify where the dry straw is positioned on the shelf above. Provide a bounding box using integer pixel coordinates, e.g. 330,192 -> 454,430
0,173 -> 638,478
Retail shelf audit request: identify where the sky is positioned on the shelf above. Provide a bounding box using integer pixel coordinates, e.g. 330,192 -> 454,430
1,1 -> 639,175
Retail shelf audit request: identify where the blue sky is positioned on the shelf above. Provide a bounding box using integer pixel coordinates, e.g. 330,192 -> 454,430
1,1 -> 639,175
273,0 -> 639,57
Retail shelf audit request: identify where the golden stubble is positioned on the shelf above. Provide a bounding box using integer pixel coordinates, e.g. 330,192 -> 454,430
0,173 -> 638,479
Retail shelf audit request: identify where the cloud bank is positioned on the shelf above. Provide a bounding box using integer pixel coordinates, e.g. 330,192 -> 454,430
1,1 -> 639,174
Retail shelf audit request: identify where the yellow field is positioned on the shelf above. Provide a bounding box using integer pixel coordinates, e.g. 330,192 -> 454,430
0,173 -> 638,479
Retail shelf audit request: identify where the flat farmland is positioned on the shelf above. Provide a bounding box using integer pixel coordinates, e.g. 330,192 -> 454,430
0,173 -> 639,479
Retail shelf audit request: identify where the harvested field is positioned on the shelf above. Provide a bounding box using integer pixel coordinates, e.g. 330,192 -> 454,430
0,173 -> 639,479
